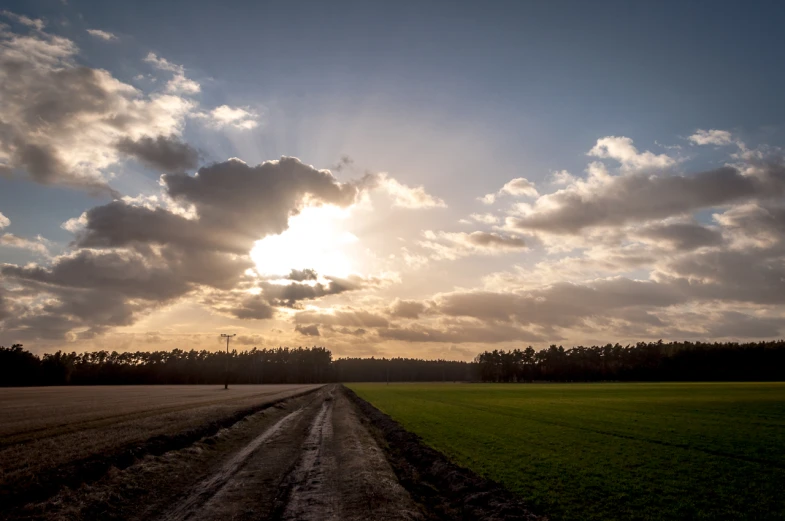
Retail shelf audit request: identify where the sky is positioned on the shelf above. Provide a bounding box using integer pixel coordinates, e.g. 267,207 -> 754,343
1,1 -> 785,359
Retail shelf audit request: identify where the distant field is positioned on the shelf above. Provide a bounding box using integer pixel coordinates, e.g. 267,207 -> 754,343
0,384 -> 321,492
349,382 -> 785,521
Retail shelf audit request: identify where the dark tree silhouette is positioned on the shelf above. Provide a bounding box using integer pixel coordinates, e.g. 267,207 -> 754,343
474,340 -> 785,382
1,340 -> 784,386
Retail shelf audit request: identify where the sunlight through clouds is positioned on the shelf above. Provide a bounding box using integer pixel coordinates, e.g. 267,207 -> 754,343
250,205 -> 360,278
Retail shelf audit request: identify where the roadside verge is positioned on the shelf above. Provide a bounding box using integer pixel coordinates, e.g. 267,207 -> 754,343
343,385 -> 546,521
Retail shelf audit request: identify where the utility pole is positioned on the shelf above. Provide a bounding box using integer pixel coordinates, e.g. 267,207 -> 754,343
221,334 -> 236,390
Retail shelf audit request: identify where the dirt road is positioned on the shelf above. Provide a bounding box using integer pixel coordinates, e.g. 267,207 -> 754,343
8,385 -> 543,520
15,385 -> 423,520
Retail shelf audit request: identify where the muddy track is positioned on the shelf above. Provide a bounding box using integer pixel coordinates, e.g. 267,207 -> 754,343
8,385 -> 542,520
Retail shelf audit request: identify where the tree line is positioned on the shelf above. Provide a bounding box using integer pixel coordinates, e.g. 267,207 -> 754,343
0,344 -> 471,386
474,340 -> 785,382
1,340 -> 784,386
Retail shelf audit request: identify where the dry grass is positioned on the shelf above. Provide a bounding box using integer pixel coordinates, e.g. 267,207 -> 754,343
0,384 -> 320,489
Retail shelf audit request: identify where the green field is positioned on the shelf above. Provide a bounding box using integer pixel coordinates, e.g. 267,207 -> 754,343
348,382 -> 785,521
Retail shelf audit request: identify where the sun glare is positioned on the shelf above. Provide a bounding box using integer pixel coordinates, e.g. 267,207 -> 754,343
250,205 -> 359,278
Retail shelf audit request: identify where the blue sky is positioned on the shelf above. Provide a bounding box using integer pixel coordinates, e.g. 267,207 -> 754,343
1,1 -> 785,356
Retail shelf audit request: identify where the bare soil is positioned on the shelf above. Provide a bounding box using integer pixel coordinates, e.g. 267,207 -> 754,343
3,385 -> 543,520
0,385 -> 321,515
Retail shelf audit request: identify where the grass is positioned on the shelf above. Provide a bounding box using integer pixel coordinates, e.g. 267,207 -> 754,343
348,382 -> 785,521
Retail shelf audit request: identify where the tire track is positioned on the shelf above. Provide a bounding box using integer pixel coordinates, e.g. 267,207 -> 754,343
274,395 -> 336,521
162,407 -> 304,521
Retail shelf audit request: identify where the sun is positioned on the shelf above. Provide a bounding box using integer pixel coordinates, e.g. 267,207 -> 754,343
250,205 -> 359,278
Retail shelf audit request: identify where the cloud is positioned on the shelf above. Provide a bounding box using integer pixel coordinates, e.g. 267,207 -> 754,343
635,222 -> 723,251
378,321 -> 544,343
236,334 -> 265,346
295,308 -> 389,328
261,276 -> 367,308
0,233 -> 49,256
230,295 -> 276,320
0,26 -> 195,195
295,324 -> 320,337
116,135 -> 199,173
480,177 -> 538,204
419,230 -> 526,260
388,299 -> 427,319
588,136 -> 676,170
370,173 -> 446,209
144,52 -> 200,94
204,105 -> 259,130
510,162 -> 785,235
1,10 -> 45,30
551,170 -> 575,186
689,129 -> 734,146
287,268 -> 318,281
86,29 -> 117,41
0,212 -> 9,229
2,155 -> 374,341
469,213 -> 499,225
143,52 -> 181,73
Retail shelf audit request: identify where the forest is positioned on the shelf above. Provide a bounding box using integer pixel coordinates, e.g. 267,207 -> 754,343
474,340 -> 785,382
1,340 -> 784,386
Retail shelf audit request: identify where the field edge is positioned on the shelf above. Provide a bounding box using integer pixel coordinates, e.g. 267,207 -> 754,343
343,384 -> 546,521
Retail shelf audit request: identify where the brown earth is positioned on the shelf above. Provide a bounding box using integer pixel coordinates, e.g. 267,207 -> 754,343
3,385 -> 543,521
0,384 -> 321,513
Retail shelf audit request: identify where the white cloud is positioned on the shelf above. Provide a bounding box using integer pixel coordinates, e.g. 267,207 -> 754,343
143,52 -> 182,73
61,212 -> 87,233
0,212 -> 9,229
469,213 -> 499,225
0,233 -> 49,256
166,73 -> 200,94
588,136 -> 676,170
86,29 -> 117,41
0,27 -> 196,194
551,169 -> 575,185
688,129 -> 734,146
204,105 -> 259,130
500,177 -> 538,197
480,177 -> 538,204
374,173 -> 446,209
144,52 -> 200,94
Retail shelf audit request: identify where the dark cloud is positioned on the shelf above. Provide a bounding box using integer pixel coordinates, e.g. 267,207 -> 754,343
2,249 -> 189,300
635,222 -> 723,250
706,312 -> 783,339
388,299 -> 427,319
163,157 -> 359,239
512,164 -> 785,234
434,279 -> 686,330
287,268 -> 318,281
236,334 -> 265,346
295,309 -> 389,328
465,231 -> 526,248
421,230 -> 527,260
295,324 -> 320,337
231,296 -> 275,320
116,135 -> 199,173
74,201 -> 250,254
262,276 -> 365,308
0,286 -> 10,322
377,321 -> 544,343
